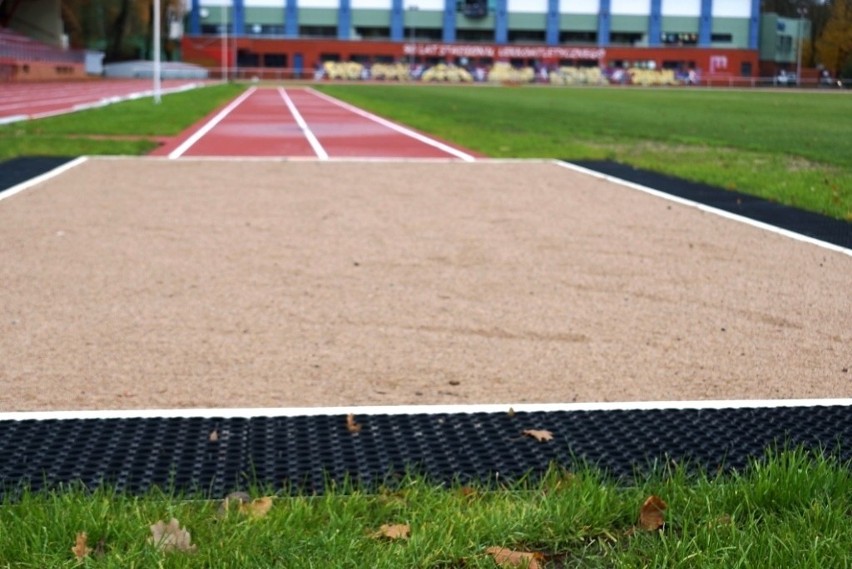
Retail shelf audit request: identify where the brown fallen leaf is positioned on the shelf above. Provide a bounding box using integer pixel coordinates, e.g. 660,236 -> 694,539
149,518 -> 197,553
371,523 -> 410,540
638,495 -> 668,531
208,429 -> 219,442
346,413 -> 362,433
239,496 -> 274,519
522,429 -> 554,442
507,407 -> 516,417
71,532 -> 91,561
486,546 -> 543,568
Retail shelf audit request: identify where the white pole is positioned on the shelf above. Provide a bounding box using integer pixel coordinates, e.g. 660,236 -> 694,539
153,0 -> 161,103
221,5 -> 227,81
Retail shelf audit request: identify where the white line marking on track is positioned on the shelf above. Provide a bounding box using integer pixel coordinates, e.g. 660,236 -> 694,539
278,87 -> 329,160
0,399 -> 849,421
168,86 -> 257,159
556,160 -> 852,258
306,87 -> 477,162
0,156 -> 89,204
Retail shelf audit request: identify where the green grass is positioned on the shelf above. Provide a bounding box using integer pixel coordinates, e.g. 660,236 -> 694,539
0,449 -> 849,568
0,83 -> 244,160
314,84 -> 852,220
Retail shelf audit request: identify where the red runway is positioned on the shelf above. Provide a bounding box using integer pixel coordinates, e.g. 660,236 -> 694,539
0,79 -> 208,123
153,86 -> 478,160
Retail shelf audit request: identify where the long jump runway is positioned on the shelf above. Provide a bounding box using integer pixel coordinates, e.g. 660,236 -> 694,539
0,88 -> 850,494
153,86 -> 478,160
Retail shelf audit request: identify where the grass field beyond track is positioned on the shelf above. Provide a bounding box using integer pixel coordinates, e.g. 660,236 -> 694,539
316,84 -> 852,221
0,449 -> 849,568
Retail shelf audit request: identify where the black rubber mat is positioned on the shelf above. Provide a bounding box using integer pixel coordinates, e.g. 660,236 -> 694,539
0,157 -> 76,192
0,406 -> 849,497
570,161 -> 851,249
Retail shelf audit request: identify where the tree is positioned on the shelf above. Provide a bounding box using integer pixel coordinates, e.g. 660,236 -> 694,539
815,0 -> 852,77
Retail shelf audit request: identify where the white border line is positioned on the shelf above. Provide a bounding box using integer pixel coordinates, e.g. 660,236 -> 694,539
0,156 -> 89,204
168,86 -> 257,159
556,160 -> 852,258
0,399 -> 849,422
278,87 -> 329,160
306,87 -> 477,162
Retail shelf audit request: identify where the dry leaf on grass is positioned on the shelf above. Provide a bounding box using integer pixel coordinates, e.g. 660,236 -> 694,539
486,546 -> 543,568
240,496 -> 274,519
638,495 -> 668,531
346,413 -> 362,433
71,532 -> 91,561
522,429 -> 554,442
371,523 -> 410,540
149,518 -> 197,553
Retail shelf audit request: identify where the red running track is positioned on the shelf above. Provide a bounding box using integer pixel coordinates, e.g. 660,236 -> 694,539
0,79 -> 208,123
153,86 -> 479,161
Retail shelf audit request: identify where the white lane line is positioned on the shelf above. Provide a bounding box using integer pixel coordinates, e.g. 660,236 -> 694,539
0,399 -> 849,421
556,160 -> 852,258
0,156 -> 89,204
168,86 -> 257,159
278,87 -> 329,160
306,87 -> 476,162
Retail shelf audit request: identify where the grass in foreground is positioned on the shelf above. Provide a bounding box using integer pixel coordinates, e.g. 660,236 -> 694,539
0,449 -> 849,567
315,84 -> 852,220
0,83 -> 244,160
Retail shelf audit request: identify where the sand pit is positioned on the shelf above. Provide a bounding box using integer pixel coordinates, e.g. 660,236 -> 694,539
0,157 -> 849,412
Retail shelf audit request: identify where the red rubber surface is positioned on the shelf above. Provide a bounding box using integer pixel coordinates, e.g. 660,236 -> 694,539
156,87 -> 479,160
0,79 -> 206,121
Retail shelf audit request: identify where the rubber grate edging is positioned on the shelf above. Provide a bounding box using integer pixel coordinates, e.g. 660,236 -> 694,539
0,157 -> 76,192
0,406 -> 849,497
569,160 -> 852,249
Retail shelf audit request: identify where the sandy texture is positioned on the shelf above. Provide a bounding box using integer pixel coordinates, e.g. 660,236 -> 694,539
0,158 -> 849,412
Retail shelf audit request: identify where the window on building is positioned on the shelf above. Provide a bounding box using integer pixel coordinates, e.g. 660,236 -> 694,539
662,60 -> 695,70
299,26 -> 336,38
711,33 -> 733,43
320,53 -> 341,62
247,24 -> 284,35
610,32 -> 642,46
776,35 -> 792,53
560,31 -> 597,44
740,62 -> 752,76
263,53 -> 287,68
355,27 -> 391,39
459,0 -> 487,18
508,30 -> 545,43
661,32 -> 698,46
237,49 -> 259,67
405,27 -> 442,41
456,29 -> 494,42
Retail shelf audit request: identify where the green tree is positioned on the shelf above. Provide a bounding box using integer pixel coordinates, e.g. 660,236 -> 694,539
815,0 -> 852,78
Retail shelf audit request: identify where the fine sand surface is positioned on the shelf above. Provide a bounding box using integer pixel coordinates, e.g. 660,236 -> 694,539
0,158 -> 849,412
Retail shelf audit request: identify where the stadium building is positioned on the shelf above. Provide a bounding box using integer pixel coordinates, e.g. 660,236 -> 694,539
181,0 -> 763,84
